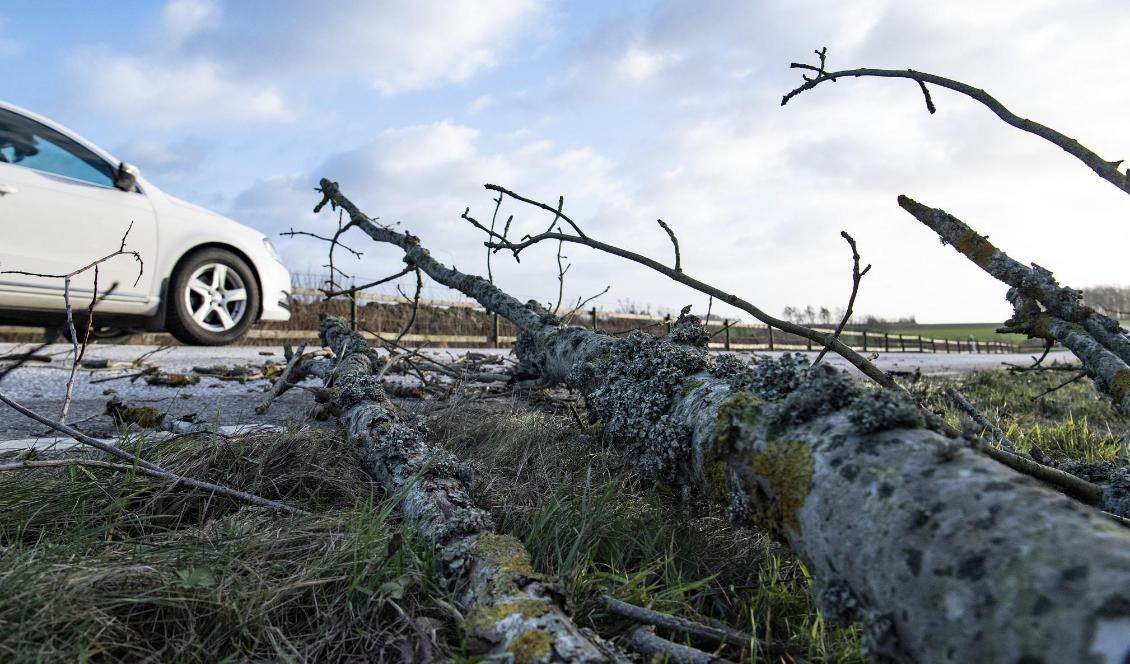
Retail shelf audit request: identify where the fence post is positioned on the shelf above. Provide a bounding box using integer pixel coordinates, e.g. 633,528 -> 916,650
862,331 -> 868,352
884,332 -> 890,352
349,291 -> 358,331
899,334 -> 906,352
491,312 -> 500,349
917,336 -> 923,353
944,339 -> 951,353
768,326 -> 775,351
724,320 -> 731,351
590,307 -> 598,331
665,315 -> 672,335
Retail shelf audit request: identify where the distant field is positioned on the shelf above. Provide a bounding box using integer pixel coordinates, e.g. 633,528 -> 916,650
887,323 -> 1031,343
888,321 -> 1129,343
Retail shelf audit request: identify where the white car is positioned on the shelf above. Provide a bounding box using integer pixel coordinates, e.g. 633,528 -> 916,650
0,101 -> 291,345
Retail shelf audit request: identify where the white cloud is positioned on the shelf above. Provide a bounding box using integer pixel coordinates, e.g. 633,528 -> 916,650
67,0 -> 544,128
614,44 -> 680,82
182,0 -> 546,95
70,51 -> 291,126
116,136 -> 209,178
468,95 -> 494,115
160,0 -> 219,48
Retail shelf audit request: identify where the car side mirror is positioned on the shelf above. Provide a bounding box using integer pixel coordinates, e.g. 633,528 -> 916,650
114,162 -> 139,191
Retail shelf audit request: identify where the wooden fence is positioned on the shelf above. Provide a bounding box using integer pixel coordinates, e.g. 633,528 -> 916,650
0,290 -> 1022,355
279,289 -> 1022,354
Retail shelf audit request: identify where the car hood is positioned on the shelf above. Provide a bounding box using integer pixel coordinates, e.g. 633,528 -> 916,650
159,192 -> 266,240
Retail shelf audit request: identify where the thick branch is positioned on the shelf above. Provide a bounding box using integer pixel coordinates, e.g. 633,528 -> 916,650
898,195 -> 1130,414
315,316 -> 615,662
782,64 -> 1130,197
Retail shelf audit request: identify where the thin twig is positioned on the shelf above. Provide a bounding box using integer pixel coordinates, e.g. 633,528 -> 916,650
656,219 -> 682,273
552,236 -> 570,315
561,285 -> 611,322
394,267 -> 423,345
256,343 -> 308,414
1035,372 -> 1088,400
1007,341 -> 1055,372
623,625 -> 732,664
0,390 -> 307,514
602,594 -> 761,649
279,228 -> 364,258
320,265 -> 415,299
947,387 -> 1017,453
977,443 -> 1103,506
814,231 -> 870,366
0,342 -> 51,384
485,192 -> 504,283
0,458 -> 306,514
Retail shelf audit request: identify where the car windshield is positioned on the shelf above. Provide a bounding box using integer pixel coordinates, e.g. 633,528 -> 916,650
0,107 -> 117,188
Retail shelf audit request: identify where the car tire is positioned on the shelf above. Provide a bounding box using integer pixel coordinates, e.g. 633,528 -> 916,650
166,248 -> 260,346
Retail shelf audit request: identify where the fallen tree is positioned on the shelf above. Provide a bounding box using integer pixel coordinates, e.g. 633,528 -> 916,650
312,179 -> 1130,663
300,316 -> 619,662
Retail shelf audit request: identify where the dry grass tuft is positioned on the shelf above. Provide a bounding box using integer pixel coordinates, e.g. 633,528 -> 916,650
0,428 -> 457,663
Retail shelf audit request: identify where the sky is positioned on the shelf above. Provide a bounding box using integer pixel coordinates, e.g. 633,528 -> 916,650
2,0 -> 1128,323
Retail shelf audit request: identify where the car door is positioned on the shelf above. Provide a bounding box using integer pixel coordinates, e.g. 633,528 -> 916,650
0,107 -> 157,314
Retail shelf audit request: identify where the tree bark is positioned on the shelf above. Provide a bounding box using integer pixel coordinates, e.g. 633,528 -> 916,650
313,316 -> 618,663
314,180 -> 1130,663
897,195 -> 1130,415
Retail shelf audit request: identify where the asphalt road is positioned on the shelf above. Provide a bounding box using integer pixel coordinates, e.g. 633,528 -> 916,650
0,342 -> 1076,442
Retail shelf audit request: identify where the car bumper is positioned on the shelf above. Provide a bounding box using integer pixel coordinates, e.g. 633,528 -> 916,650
259,260 -> 292,322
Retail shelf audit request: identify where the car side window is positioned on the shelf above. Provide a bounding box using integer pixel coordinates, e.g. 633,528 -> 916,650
0,108 -> 117,188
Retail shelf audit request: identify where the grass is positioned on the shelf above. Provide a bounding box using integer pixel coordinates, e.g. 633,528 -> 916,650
886,323 -> 1029,343
888,320 -> 1130,344
907,368 -> 1127,464
0,428 -> 458,663
431,401 -> 865,662
1,367 -> 1125,662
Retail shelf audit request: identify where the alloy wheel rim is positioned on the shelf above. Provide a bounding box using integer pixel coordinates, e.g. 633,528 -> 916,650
183,262 -> 248,332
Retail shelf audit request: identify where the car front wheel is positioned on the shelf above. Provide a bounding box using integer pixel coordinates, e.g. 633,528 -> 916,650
167,249 -> 260,345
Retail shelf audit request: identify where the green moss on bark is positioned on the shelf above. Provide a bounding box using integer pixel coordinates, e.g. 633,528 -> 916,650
508,629 -> 554,663
750,440 -> 814,535
473,533 -> 538,577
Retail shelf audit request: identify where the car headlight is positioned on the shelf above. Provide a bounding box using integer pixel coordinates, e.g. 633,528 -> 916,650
263,237 -> 282,262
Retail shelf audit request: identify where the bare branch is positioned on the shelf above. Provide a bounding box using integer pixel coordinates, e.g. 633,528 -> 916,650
394,267 -> 423,345
898,195 -> 1130,414
485,184 -> 588,240
471,186 -> 902,392
813,231 -> 870,366
0,390 -> 307,514
319,264 -> 415,299
624,626 -> 730,664
782,53 -> 1130,196
552,236 -> 570,315
256,343 -> 308,414
947,387 -> 1017,453
280,228 -> 364,258
656,219 -> 682,273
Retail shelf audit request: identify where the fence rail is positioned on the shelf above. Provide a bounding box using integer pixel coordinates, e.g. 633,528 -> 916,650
276,289 -> 1024,354
0,293 -> 1024,355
